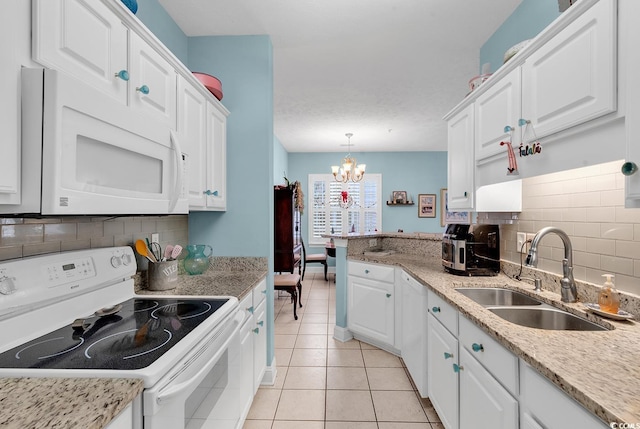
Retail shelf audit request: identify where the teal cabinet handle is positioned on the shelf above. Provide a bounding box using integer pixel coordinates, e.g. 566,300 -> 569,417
472,343 -> 484,352
386,293 -> 392,298
364,269 -> 370,274
253,328 -> 259,334
453,363 -> 463,373
136,84 -> 150,94
261,289 -> 267,294
432,306 -> 441,313
114,70 -> 129,81
622,162 -> 638,176
444,352 -> 453,359
203,190 -> 219,196
247,306 -> 254,314
257,321 -> 264,327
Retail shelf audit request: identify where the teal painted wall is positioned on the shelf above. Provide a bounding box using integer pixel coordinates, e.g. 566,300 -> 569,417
187,36 -> 274,258
480,0 -> 561,74
288,151 -> 448,256
136,0 -> 188,64
274,136 -> 289,186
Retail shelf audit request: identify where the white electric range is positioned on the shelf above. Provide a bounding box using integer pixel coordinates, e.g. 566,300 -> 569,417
0,246 -> 242,429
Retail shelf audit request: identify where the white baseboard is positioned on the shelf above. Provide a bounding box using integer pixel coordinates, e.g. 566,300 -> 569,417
332,325 -> 353,342
261,360 -> 277,386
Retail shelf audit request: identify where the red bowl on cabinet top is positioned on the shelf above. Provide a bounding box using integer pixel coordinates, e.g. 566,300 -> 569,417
192,72 -> 223,101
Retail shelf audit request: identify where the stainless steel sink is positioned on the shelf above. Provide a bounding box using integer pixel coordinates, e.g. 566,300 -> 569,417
455,287 -> 543,306
488,307 -> 608,331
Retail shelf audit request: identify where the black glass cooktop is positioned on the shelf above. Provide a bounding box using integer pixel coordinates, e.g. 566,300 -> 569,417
0,298 -> 229,370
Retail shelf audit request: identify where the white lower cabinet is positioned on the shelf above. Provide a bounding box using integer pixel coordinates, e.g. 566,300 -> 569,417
459,347 -> 519,429
348,261 -> 397,349
427,311 -> 459,429
520,362 -> 609,429
399,269 -> 428,397
237,278 -> 268,424
238,294 -> 254,421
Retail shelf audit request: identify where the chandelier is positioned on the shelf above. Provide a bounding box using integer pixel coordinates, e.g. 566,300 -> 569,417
331,133 -> 366,183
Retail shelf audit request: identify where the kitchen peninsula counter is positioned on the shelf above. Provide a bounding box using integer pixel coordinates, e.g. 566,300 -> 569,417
349,249 -> 640,425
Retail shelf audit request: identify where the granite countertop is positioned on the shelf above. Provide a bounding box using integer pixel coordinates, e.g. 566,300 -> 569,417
0,377 -> 143,429
135,269 -> 267,299
0,264 -> 267,428
351,252 -> 640,425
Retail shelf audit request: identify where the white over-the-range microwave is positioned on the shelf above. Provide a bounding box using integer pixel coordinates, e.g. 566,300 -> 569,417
0,68 -> 188,215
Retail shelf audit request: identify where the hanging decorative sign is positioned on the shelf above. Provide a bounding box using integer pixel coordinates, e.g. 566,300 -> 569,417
500,125 -> 519,175
518,118 -> 542,157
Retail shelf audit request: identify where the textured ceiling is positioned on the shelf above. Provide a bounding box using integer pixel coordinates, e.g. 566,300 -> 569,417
159,0 -> 522,152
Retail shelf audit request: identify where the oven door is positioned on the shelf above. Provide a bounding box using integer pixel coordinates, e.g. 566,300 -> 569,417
26,68 -> 187,215
143,310 -> 243,429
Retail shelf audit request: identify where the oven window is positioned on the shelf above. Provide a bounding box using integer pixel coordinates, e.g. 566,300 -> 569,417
76,135 -> 162,193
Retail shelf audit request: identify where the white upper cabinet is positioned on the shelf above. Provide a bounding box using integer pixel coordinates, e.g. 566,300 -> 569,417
205,101 -> 228,211
447,104 -> 475,210
33,0 -> 128,104
521,0 -> 617,139
178,75 -> 208,208
129,31 -> 177,129
475,68 -> 521,163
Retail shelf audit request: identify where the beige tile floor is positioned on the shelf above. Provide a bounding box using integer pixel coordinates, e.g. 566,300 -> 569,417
243,273 -> 443,429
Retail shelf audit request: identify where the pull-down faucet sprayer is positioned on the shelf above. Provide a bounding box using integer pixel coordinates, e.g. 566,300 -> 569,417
525,226 -> 578,303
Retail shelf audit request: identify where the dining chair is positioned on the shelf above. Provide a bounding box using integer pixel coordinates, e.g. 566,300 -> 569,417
301,238 -> 328,281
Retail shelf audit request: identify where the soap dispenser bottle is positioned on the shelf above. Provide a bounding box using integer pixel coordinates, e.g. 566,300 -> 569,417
598,274 -> 619,314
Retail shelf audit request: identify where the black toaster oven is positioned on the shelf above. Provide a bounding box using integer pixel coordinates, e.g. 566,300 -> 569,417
442,224 -> 500,276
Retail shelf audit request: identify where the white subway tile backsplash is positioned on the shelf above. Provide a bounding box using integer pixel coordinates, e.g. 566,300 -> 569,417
601,255 -> 634,276
1,224 -> 44,245
44,223 -> 77,242
490,161 -> 640,296
615,240 -> 640,259
585,238 -> 615,255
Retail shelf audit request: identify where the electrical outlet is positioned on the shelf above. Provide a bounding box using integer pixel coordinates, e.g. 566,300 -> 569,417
369,239 -> 377,248
516,232 -> 527,253
151,233 -> 159,243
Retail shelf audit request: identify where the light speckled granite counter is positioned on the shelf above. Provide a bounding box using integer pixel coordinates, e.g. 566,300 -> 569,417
352,251 -> 640,425
0,257 -> 266,428
0,377 -> 142,429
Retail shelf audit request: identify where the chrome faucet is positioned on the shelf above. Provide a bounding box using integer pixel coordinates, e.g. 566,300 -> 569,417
525,227 -> 578,303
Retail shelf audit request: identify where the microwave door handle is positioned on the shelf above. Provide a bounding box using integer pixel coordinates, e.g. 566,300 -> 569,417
168,130 -> 183,212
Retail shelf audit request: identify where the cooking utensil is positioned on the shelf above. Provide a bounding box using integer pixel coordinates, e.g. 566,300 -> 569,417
171,244 -> 183,260
149,242 -> 162,261
164,244 -> 174,261
71,304 -> 123,331
135,239 -> 156,262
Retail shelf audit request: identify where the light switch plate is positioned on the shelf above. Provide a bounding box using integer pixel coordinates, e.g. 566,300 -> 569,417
151,233 -> 159,243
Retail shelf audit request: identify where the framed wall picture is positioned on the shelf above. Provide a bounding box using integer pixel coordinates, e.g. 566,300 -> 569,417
441,188 -> 470,226
418,194 -> 436,218
392,191 -> 408,204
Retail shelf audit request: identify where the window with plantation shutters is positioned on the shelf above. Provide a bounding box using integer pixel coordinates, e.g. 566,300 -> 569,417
308,174 -> 382,246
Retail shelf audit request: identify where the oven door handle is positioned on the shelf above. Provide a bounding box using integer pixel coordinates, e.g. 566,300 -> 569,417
155,310 -> 243,405
168,130 -> 184,213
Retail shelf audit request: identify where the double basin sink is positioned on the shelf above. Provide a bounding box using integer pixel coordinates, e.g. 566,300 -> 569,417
455,287 -> 608,331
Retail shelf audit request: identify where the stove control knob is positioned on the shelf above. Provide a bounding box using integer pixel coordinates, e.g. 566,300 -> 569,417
121,253 -> 133,266
0,276 -> 17,295
110,256 -> 122,268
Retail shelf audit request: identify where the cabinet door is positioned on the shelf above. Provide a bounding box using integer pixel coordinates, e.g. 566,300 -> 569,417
33,0 -> 128,104
129,32 -> 177,128
459,348 -> 518,429
178,76 -> 208,209
624,0 -> 640,207
475,68 -> 521,162
238,316 -> 254,420
447,104 -> 475,210
348,275 -> 394,346
205,101 -> 228,210
427,313 -> 459,429
0,2 -> 23,205
400,271 -> 428,397
521,0 -> 616,139
253,300 -> 267,393
520,362 -> 609,429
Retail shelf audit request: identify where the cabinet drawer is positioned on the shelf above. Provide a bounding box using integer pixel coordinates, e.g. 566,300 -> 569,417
459,315 -> 519,396
239,293 -> 254,323
427,290 -> 458,336
253,278 -> 267,308
348,261 -> 395,283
